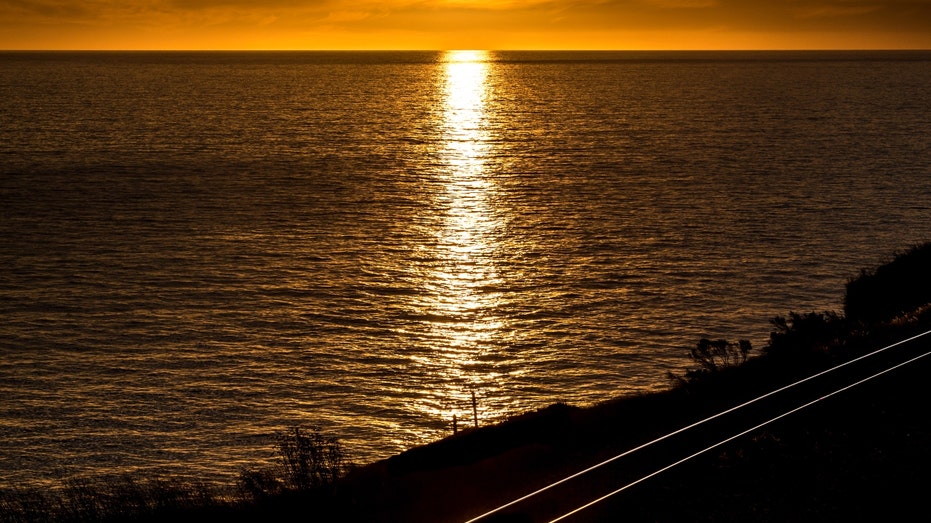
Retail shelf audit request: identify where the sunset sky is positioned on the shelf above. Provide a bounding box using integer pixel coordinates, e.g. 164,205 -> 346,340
1,0 -> 930,50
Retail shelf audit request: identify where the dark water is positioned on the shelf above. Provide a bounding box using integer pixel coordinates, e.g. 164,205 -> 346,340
1,50 -> 930,489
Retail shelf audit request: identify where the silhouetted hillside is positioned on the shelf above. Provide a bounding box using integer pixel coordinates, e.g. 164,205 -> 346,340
4,243 -> 930,522
845,242 -> 931,323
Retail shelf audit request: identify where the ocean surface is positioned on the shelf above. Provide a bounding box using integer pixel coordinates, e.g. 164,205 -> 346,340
1,50 -> 930,490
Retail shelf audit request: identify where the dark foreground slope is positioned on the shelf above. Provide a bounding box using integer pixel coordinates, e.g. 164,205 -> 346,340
322,322 -> 931,522
3,244 -> 930,522
246,244 -> 931,522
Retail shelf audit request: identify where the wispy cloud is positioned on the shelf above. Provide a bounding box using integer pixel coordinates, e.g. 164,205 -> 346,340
0,0 -> 95,19
793,3 -> 881,19
640,0 -> 719,8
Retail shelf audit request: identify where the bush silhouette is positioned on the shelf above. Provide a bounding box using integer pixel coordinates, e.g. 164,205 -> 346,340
690,338 -> 752,372
765,311 -> 845,359
676,338 -> 751,383
239,426 -> 349,501
276,426 -> 347,491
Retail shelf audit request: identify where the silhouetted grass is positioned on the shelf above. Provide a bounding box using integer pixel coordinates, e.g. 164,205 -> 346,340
0,476 -> 230,523
0,426 -> 350,523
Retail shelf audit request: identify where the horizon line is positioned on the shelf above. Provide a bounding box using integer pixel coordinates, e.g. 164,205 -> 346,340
3,48 -> 930,52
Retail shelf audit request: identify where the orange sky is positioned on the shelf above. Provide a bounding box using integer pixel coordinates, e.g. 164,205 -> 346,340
1,0 -> 929,50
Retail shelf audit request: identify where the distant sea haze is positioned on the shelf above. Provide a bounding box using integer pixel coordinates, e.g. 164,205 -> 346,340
1,50 -> 929,489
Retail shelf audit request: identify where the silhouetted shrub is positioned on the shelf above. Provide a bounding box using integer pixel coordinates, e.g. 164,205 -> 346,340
276,426 -> 347,491
844,243 -> 931,323
691,338 -> 752,372
765,311 -> 846,359
239,426 -> 349,501
675,338 -> 752,384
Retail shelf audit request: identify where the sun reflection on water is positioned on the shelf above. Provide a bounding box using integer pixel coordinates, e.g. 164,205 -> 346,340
415,50 -> 511,430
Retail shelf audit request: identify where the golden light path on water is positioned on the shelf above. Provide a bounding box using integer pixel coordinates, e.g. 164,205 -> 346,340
413,50 -> 516,432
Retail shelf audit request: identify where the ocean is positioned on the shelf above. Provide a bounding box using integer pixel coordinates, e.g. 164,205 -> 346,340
1,50 -> 930,489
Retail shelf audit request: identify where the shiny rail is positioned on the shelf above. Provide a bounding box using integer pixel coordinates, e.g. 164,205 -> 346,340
465,328 -> 931,523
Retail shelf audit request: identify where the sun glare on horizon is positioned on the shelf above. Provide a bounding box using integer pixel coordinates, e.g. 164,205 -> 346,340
445,50 -> 488,63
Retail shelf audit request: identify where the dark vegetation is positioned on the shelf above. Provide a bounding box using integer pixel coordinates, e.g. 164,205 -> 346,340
239,426 -> 349,500
0,427 -> 350,523
675,337 -> 752,383
844,242 -> 931,323
3,243 -> 931,522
